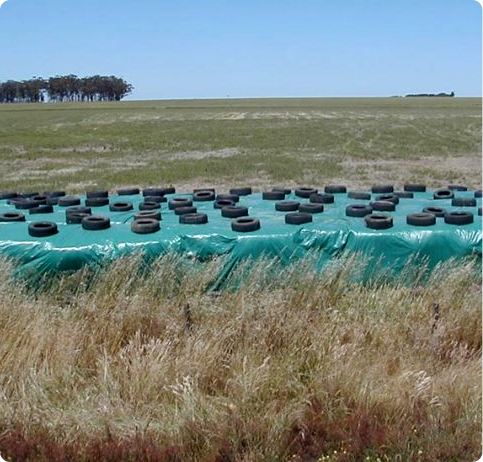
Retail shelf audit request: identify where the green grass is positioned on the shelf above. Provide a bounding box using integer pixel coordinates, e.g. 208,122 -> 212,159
0,97 -> 480,192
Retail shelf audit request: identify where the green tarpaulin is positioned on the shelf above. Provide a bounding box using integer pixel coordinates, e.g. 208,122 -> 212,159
0,190 -> 481,281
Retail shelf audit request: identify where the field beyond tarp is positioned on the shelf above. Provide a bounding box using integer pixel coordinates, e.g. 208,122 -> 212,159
0,189 -> 481,282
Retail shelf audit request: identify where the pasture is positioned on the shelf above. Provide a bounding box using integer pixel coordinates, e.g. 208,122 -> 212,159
0,97 -> 481,192
0,98 -> 481,462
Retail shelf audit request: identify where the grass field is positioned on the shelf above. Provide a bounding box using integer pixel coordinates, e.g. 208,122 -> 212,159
0,98 -> 481,462
0,97 -> 481,192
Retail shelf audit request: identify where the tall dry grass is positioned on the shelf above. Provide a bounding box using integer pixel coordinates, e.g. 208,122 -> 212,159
0,255 -> 480,461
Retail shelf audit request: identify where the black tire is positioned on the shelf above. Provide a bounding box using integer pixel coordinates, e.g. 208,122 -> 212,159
28,221 -> 58,238
298,203 -> 324,214
406,213 -> 436,226
31,195 -> 49,205
0,212 -> 25,222
86,190 -> 109,199
375,193 -> 399,205
169,198 -> 193,210
479,207 -> 482,216
404,184 -> 426,192
109,202 -> 133,212
46,197 -> 60,205
19,192 -> 39,199
448,184 -> 467,191
216,193 -> 240,203
66,206 -> 92,216
295,187 -> 318,198
263,191 -> 286,200
44,191 -> 66,198
309,193 -> 334,204
193,188 -> 215,193
285,212 -> 313,225
364,214 -> 393,230
29,205 -> 54,214
160,187 -> 176,195
144,195 -> 167,203
86,197 -> 109,207
66,212 -> 91,224
422,207 -> 446,218
117,187 -> 140,195
370,200 -> 396,212
13,199 -> 39,210
214,199 -> 235,209
0,192 -> 18,200
474,190 -> 482,198
58,196 -> 81,207
433,188 -> 454,200
231,217 -> 260,232
371,184 -> 394,194
139,201 -> 161,211
175,206 -> 197,216
131,218 -> 160,234
451,197 -> 477,207
134,210 -> 161,221
275,201 -> 300,212
193,190 -> 216,201
82,215 -> 111,230
221,206 -> 249,218
444,211 -> 474,226
272,187 -> 291,195
179,213 -> 208,224
347,191 -> 371,200
346,204 -> 372,217
394,191 -> 414,199
143,188 -> 166,197
324,184 -> 346,194
230,187 -> 252,196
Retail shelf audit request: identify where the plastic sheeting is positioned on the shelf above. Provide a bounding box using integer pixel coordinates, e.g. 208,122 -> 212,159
0,189 -> 481,281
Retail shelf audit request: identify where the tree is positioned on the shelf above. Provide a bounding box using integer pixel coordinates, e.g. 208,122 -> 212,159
0,75 -> 134,103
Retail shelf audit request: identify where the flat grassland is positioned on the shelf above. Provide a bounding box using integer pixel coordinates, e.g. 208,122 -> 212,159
0,98 -> 481,462
0,97 -> 481,192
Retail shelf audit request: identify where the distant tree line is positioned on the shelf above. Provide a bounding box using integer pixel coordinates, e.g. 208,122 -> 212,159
0,75 -> 133,103
405,91 -> 455,97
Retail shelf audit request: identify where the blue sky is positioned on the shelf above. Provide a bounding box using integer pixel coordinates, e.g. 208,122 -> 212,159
0,0 -> 481,99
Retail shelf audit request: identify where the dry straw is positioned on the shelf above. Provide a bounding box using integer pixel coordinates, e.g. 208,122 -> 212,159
0,254 -> 480,461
